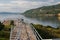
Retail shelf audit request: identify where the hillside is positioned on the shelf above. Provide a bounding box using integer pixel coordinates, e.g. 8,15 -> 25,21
31,23 -> 60,39
23,4 -> 60,18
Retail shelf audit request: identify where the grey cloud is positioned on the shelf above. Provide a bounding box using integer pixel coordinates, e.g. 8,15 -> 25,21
0,0 -> 59,12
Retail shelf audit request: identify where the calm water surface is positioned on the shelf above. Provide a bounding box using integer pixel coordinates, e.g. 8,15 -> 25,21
0,13 -> 60,28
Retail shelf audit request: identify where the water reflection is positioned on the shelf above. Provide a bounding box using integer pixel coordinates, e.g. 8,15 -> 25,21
0,14 -> 60,28
36,16 -> 60,28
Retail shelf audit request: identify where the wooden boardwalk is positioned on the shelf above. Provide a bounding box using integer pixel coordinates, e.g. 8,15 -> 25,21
10,20 -> 37,40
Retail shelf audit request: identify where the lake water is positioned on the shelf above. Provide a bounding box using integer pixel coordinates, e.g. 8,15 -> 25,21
0,13 -> 60,28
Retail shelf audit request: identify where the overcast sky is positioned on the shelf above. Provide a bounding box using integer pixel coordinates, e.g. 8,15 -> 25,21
0,0 -> 60,13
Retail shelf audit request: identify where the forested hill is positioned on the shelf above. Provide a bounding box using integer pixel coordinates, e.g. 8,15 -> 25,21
23,4 -> 60,18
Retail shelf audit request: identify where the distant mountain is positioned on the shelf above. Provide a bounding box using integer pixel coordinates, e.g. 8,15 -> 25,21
0,12 -> 21,14
23,4 -> 60,18
0,12 -> 15,14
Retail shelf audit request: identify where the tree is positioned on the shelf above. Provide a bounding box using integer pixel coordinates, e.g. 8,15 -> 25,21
0,22 -> 4,31
10,20 -> 14,26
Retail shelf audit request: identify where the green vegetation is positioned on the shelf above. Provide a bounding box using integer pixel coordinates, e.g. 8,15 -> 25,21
23,4 -> 60,18
23,4 -> 60,39
0,22 -> 4,31
0,20 -> 14,40
0,31 -> 10,40
31,24 -> 60,39
10,20 -> 14,26
0,22 -> 10,40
